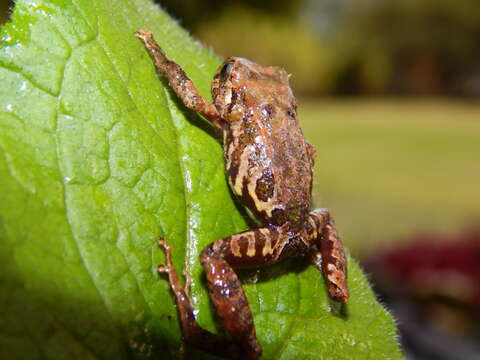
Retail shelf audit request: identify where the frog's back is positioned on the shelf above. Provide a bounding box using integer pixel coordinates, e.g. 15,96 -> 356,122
223,69 -> 314,228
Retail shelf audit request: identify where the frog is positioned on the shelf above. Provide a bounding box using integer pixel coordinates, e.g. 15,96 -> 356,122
135,29 -> 349,360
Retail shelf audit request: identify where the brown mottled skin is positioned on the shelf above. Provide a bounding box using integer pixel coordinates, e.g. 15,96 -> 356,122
136,30 -> 349,360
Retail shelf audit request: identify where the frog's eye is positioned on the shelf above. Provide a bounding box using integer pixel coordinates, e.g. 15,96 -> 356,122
220,62 -> 234,82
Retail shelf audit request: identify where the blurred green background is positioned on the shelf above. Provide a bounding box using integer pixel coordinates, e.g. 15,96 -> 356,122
1,0 -> 478,257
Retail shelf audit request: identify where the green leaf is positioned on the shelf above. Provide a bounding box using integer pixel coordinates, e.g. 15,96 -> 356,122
0,0 -> 402,359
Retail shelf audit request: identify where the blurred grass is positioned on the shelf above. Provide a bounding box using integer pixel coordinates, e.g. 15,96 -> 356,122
301,99 -> 480,256
196,6 -> 334,95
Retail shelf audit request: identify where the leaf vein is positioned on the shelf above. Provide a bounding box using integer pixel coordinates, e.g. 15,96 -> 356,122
271,272 -> 301,359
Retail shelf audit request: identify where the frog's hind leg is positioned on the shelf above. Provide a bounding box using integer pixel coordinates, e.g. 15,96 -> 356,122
309,209 -> 349,303
156,239 -> 242,359
159,227 -> 286,359
198,227 -> 289,360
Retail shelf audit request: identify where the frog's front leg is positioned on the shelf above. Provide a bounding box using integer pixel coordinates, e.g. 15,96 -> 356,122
135,30 -> 223,129
308,209 -> 349,303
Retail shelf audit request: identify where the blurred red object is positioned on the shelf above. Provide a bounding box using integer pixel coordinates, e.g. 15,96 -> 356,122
367,226 -> 480,322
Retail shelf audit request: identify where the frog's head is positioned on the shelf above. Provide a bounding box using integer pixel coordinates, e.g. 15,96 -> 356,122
211,57 -> 293,121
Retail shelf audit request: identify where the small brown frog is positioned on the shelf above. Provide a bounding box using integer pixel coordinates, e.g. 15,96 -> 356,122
135,29 -> 349,360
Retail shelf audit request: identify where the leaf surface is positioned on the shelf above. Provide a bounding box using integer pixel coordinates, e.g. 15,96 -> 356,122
0,0 -> 402,359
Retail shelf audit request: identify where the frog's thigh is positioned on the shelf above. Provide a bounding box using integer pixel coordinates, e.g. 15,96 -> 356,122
204,227 -> 284,268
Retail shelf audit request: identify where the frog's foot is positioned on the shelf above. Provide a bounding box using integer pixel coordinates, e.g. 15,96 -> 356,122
155,238 -> 243,359
157,238 -> 173,274
309,209 -> 349,303
157,238 -> 190,306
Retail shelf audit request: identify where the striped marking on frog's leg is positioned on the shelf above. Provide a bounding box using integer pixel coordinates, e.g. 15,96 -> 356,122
309,209 -> 349,303
207,227 -> 286,268
260,228 -> 274,256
